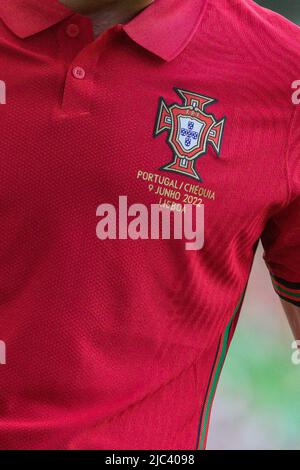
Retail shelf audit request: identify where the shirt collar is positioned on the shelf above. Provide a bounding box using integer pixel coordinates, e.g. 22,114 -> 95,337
123,0 -> 208,61
0,0 -> 207,62
0,0 -> 73,38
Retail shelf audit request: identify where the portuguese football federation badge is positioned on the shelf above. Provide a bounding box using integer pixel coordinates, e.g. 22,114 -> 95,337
154,88 -> 226,181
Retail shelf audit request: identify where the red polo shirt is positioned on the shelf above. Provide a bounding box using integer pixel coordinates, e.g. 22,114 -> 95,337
0,0 -> 300,450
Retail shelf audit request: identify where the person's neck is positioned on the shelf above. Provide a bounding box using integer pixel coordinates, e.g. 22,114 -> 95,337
59,0 -> 154,17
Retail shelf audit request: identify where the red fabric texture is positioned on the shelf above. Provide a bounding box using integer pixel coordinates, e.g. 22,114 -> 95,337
0,0 -> 299,449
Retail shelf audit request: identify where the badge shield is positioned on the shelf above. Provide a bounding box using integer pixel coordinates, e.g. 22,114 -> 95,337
154,88 -> 226,181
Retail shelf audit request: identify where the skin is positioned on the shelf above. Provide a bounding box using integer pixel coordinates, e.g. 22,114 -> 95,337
59,0 -> 154,35
59,0 -> 154,16
60,0 -> 300,346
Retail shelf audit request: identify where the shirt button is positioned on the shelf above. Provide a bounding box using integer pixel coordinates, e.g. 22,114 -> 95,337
66,23 -> 80,38
72,66 -> 86,80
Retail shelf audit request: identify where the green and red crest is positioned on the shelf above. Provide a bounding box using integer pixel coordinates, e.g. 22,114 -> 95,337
154,88 -> 226,181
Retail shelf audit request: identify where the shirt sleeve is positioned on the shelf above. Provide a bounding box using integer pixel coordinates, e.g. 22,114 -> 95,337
261,107 -> 300,306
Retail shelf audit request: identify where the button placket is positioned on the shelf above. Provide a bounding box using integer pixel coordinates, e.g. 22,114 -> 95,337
60,25 -> 123,116
72,66 -> 86,80
61,47 -> 97,115
55,15 -> 93,115
66,23 -> 80,38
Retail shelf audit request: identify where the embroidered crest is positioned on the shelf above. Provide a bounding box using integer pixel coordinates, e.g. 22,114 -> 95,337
154,88 -> 226,181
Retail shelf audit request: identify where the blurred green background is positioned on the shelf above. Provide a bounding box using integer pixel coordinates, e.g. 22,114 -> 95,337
208,1 -> 300,450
